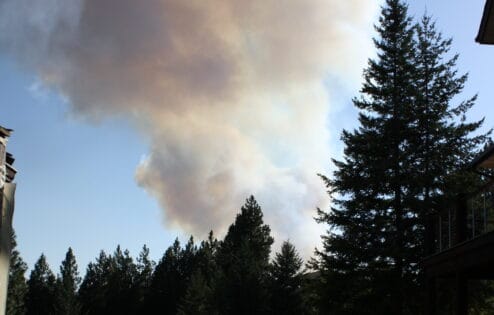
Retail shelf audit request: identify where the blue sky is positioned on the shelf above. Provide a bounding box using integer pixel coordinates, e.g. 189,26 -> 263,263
0,59 -> 179,270
0,0 -> 493,273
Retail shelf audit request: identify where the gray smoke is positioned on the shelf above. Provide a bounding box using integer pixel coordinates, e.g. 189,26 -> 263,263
0,0 -> 378,255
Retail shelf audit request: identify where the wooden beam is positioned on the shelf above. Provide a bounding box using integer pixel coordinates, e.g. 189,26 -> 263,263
456,194 -> 467,244
455,272 -> 468,315
426,276 -> 436,315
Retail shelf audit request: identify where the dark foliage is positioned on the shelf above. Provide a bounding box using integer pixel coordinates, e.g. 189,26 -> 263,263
133,245 -> 155,313
26,254 -> 56,315
145,237 -> 197,314
269,241 -> 305,315
216,195 -> 274,315
54,247 -> 81,315
7,231 -> 28,315
11,196 -> 320,314
78,246 -> 140,315
78,250 -> 112,314
310,1 -> 490,315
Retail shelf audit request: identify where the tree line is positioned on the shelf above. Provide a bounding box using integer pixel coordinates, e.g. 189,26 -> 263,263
8,196 -> 311,315
7,0 -> 494,314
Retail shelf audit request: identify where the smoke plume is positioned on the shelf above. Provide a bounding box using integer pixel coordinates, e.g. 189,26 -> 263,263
0,0 -> 378,255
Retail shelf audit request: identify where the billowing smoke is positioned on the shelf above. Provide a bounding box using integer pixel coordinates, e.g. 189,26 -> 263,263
0,0 -> 378,255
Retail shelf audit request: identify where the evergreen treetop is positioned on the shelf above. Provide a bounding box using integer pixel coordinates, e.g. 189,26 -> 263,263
54,247 -> 81,315
216,195 -> 274,315
270,241 -> 305,315
26,254 -> 56,315
7,230 -> 28,315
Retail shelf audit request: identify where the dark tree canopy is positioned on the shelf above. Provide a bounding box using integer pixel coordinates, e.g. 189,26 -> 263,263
270,241 -> 305,315
78,250 -> 112,314
78,247 -> 140,315
7,231 -> 28,315
26,254 -> 56,315
54,247 -> 81,315
311,1 -> 490,314
146,237 -> 197,314
177,270 -> 213,315
216,195 -> 274,315
133,244 -> 155,313
12,210 -> 278,315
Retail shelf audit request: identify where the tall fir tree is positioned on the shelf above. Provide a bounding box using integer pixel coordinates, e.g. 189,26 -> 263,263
7,231 -> 28,315
135,245 -> 154,291
216,195 -> 274,315
177,231 -> 219,314
106,246 -> 138,314
133,245 -> 155,313
413,14 -> 492,314
26,254 -> 56,315
54,248 -> 81,315
269,241 -> 305,315
78,250 -> 113,315
413,14 -> 488,200
79,246 -> 139,314
177,271 -> 214,315
195,231 -> 219,286
310,1 -> 489,314
146,237 -> 197,314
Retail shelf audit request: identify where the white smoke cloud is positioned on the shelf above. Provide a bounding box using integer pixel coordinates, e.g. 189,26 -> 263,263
0,0 -> 378,256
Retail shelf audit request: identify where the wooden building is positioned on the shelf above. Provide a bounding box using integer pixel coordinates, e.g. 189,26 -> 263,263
0,126 -> 17,315
423,3 -> 494,314
423,144 -> 494,315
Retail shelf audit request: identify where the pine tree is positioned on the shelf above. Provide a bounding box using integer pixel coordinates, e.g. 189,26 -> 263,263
177,232 -> 219,314
414,14 -> 492,314
147,239 -> 181,314
136,245 -> 154,289
269,241 -> 305,315
54,248 -> 81,315
196,231 -> 219,285
147,237 -> 198,314
310,1 -> 489,314
311,2 -> 417,313
78,250 -> 113,315
133,245 -> 155,312
26,254 -> 56,315
7,231 -> 28,315
79,246 -> 139,314
106,246 -> 138,314
216,195 -> 274,315
177,271 -> 214,315
181,236 -> 199,284
413,15 -> 488,199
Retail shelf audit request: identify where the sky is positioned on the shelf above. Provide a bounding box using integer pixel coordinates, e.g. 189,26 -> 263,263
0,0 -> 493,273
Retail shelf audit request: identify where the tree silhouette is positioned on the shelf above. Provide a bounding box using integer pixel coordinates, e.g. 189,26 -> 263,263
7,230 -> 28,315
270,241 -> 305,315
216,195 -> 274,315
311,1 -> 490,314
26,254 -> 56,315
54,247 -> 81,315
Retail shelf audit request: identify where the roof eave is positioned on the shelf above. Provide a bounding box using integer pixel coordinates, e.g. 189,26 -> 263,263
477,0 -> 494,44
469,144 -> 494,169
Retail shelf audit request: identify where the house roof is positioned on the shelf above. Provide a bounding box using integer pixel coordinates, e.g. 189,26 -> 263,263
0,126 -> 13,139
6,152 -> 14,165
477,0 -> 494,44
0,125 -> 16,182
469,144 -> 494,169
